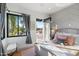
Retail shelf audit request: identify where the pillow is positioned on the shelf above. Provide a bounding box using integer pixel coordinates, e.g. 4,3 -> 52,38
53,34 -> 67,44
56,35 -> 67,40
2,39 -> 8,52
6,43 -> 16,54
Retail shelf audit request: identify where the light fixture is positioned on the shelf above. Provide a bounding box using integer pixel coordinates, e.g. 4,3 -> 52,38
48,8 -> 51,10
69,24 -> 71,27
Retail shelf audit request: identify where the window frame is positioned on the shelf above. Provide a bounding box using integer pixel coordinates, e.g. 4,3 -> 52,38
7,13 -> 26,37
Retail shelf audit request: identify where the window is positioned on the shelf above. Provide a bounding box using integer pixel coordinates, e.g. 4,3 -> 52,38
7,13 -> 26,37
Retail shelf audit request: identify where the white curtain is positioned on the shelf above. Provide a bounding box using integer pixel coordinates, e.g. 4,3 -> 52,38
43,18 -> 51,42
45,22 -> 50,41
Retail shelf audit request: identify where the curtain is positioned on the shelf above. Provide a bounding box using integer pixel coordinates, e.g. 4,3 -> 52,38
0,3 -> 6,56
22,14 -> 32,44
43,17 -> 51,42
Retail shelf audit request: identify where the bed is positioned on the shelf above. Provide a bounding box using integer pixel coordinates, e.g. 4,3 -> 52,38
51,28 -> 79,56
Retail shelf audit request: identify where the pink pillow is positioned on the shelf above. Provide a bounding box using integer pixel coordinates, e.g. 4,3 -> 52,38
56,35 -> 67,40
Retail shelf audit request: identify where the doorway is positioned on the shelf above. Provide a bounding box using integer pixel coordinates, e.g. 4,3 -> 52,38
36,19 -> 44,43
36,17 -> 51,43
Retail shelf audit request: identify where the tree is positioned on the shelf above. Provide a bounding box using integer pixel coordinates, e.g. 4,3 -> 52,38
9,15 -> 18,36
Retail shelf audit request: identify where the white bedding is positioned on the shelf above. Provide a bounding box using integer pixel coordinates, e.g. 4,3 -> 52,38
40,44 -> 74,56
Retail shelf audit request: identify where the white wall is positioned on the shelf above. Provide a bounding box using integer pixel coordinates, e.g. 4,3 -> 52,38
50,4 -> 79,29
3,3 -> 49,46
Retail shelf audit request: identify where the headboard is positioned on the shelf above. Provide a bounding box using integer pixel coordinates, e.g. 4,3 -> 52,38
56,28 -> 79,35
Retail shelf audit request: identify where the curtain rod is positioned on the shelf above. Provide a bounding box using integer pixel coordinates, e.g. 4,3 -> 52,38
6,8 -> 29,16
6,9 -> 22,14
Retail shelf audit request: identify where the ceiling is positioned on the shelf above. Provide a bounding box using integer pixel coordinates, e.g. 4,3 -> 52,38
7,3 -> 74,15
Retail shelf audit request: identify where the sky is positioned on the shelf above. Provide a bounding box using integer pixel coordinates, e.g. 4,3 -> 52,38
36,21 -> 44,28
